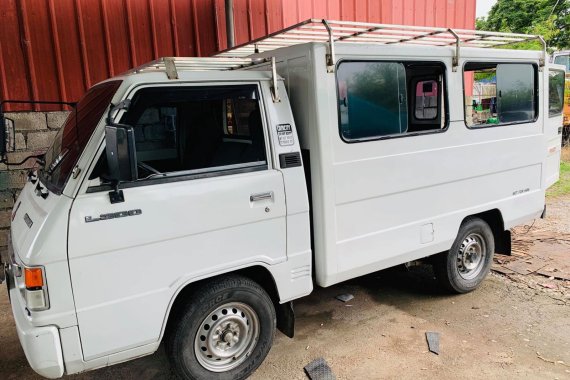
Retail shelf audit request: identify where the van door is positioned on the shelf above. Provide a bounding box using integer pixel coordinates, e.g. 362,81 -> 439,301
545,67 -> 565,188
67,84 -> 286,360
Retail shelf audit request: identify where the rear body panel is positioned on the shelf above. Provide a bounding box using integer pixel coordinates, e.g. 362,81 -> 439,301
258,43 -> 551,287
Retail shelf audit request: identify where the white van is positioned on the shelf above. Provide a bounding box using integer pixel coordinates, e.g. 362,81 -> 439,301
1,20 -> 566,380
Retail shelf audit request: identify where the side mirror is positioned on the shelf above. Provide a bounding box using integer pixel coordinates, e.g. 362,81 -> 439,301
105,125 -> 137,183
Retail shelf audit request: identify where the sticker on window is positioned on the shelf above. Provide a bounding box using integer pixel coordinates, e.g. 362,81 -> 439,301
277,124 -> 294,146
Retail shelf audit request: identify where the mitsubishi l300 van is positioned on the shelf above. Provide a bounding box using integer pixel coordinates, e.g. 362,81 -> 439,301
1,19 -> 565,380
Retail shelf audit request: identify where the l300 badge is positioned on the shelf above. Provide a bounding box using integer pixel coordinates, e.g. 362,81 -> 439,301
85,209 -> 142,223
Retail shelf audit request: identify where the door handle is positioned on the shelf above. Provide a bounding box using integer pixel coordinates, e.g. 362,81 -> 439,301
250,192 -> 273,202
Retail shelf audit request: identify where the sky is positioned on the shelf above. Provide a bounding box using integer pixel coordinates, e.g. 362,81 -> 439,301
476,0 -> 498,18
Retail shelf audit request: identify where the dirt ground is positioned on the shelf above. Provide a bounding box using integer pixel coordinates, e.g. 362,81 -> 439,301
1,199 -> 570,380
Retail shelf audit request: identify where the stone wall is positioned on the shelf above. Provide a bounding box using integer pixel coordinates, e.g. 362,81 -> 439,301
0,111 -> 69,257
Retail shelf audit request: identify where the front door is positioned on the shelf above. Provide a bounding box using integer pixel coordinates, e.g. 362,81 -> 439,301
68,83 -> 286,360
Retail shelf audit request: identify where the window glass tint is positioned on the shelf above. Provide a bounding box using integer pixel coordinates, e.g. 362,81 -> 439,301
496,64 -> 535,124
337,62 -> 408,140
41,80 -> 122,193
415,80 -> 438,120
464,63 -> 536,127
120,85 -> 266,180
554,54 -> 570,71
549,70 -> 565,117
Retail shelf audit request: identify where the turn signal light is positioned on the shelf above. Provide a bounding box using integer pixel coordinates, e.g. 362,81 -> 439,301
24,267 -> 44,289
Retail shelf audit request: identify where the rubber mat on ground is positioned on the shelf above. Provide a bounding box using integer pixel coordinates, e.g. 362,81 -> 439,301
304,357 -> 336,380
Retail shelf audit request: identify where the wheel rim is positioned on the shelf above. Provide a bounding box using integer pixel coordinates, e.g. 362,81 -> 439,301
194,302 -> 260,372
456,233 -> 486,280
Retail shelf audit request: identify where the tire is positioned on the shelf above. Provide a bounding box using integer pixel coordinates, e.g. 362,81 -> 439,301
434,218 -> 495,293
166,275 -> 276,380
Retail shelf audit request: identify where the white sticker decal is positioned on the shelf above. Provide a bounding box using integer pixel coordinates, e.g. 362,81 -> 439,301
277,124 -> 294,146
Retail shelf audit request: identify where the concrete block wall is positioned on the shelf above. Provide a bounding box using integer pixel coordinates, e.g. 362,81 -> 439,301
0,111 -> 69,258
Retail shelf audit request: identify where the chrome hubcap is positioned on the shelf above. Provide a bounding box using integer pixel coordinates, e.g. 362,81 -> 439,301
457,233 -> 486,280
195,302 -> 259,372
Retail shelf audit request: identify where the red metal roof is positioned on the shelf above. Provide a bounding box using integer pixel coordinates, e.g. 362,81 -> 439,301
0,0 -> 476,111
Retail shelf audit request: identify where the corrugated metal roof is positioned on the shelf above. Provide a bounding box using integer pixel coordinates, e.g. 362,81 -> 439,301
0,0 -> 476,111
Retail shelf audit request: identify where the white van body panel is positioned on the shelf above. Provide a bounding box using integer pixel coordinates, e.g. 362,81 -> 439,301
9,182 -> 77,328
256,43 -> 548,286
69,170 -> 288,359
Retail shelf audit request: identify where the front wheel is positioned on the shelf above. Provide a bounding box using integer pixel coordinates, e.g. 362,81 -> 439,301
166,275 -> 276,380
434,218 -> 494,293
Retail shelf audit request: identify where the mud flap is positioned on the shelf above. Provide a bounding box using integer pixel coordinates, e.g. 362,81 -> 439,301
276,301 -> 295,338
496,230 -> 512,256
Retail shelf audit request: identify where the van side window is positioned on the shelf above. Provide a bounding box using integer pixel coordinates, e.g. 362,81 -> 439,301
464,63 -> 537,127
548,70 -> 565,117
90,85 -> 267,183
336,61 -> 446,142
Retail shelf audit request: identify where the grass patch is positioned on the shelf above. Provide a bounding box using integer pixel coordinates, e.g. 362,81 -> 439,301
547,147 -> 570,198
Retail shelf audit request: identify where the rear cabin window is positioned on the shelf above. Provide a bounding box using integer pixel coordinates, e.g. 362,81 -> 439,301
336,61 -> 447,141
91,85 -> 267,182
549,70 -> 565,117
464,63 -> 537,127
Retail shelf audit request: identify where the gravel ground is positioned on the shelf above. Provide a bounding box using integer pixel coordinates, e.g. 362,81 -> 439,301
1,198 -> 569,380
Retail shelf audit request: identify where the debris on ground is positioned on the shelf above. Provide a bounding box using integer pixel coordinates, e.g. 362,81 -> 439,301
536,352 -> 570,367
540,283 -> 557,289
335,293 -> 354,302
304,357 -> 336,380
491,223 -> 570,304
425,332 -> 440,355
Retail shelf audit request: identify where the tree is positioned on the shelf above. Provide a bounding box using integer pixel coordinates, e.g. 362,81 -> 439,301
476,0 -> 570,51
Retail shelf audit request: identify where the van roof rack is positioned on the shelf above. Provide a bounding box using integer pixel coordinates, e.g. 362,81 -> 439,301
126,56 -> 282,102
127,56 -> 268,77
216,18 -> 546,71
126,19 -> 545,79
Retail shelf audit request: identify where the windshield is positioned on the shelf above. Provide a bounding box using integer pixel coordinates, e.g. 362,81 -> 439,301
40,80 -> 122,194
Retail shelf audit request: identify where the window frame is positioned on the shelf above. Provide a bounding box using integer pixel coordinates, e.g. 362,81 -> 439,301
86,82 -> 272,193
462,61 -> 539,130
548,68 -> 565,118
335,59 -> 450,144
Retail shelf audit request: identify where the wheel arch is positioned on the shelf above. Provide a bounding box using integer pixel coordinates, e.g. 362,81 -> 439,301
461,208 -> 511,255
161,265 -> 295,343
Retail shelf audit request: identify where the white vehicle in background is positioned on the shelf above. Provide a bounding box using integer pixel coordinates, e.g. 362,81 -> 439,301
0,19 -> 565,380
551,50 -> 570,143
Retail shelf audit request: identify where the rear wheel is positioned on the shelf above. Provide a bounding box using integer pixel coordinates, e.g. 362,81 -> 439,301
434,218 -> 494,293
166,275 -> 275,380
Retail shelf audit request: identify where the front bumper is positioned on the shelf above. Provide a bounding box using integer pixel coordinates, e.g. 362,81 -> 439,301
6,258 -> 64,378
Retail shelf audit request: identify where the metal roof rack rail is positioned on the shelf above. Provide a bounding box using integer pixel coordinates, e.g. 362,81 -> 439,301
216,18 -> 546,72
126,56 -> 269,77
124,56 -> 283,102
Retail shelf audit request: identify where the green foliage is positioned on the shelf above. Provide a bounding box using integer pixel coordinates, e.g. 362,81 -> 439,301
474,70 -> 496,81
476,0 -> 570,51
547,159 -> 570,197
